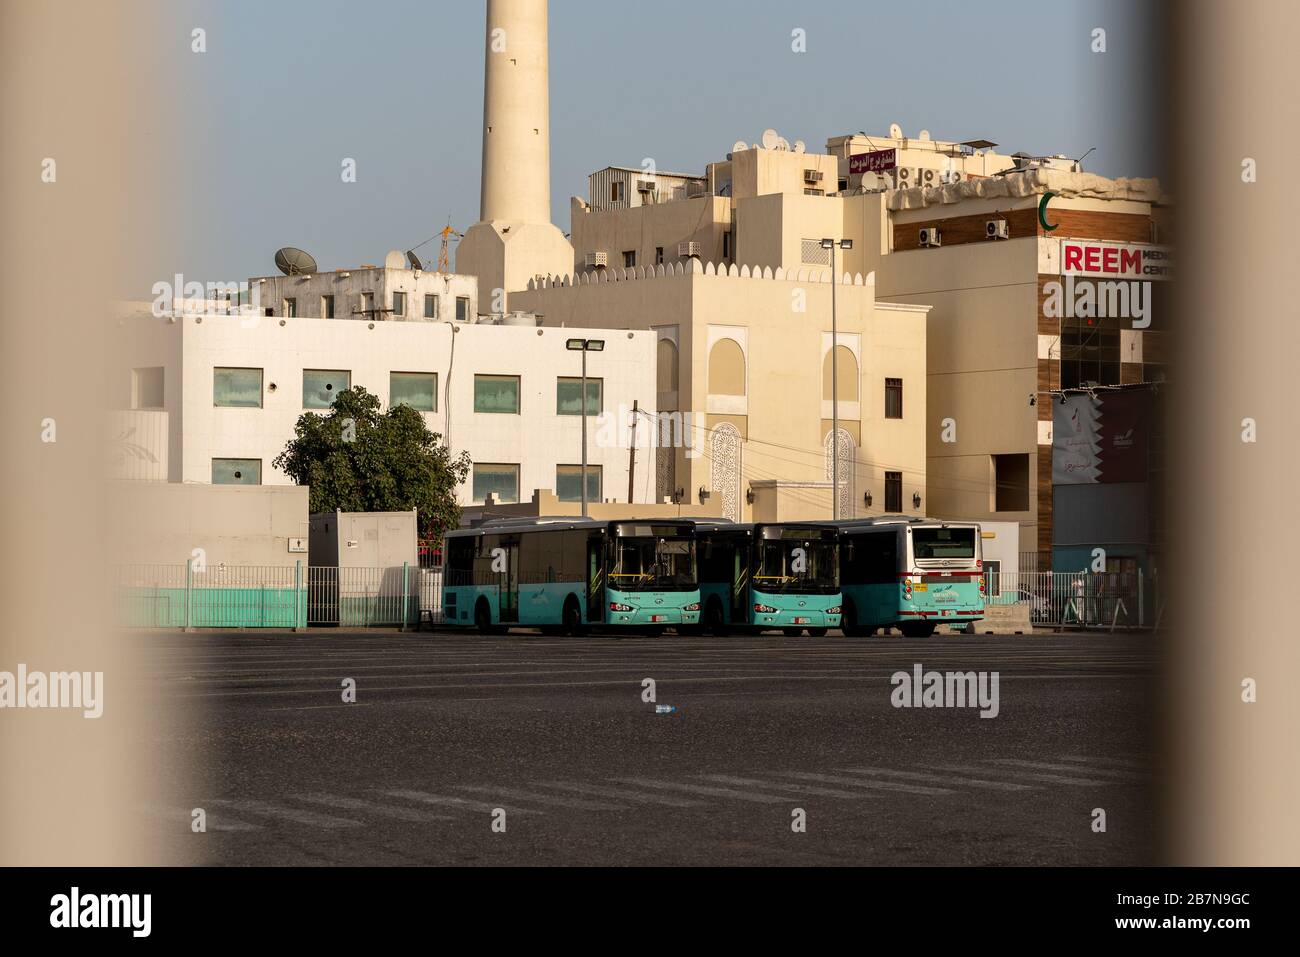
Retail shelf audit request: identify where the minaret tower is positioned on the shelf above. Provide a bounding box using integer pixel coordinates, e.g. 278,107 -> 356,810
457,0 -> 574,311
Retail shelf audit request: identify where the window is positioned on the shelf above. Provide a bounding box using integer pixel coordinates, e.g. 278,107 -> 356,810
993,454 -> 1030,512
722,230 -> 733,260
473,463 -> 519,504
132,366 -> 164,409
361,292 -> 374,317
213,367 -> 263,408
983,559 -> 1002,598
885,378 -> 903,419
801,239 -> 831,266
556,465 -> 601,503
623,250 -> 636,268
212,458 -> 261,485
391,372 -> 437,412
885,471 -> 902,513
556,377 -> 602,416
424,294 -> 438,319
392,291 -> 406,317
456,296 -> 470,322
303,369 -> 350,409
803,188 -> 825,196
655,246 -> 664,265
611,180 -> 625,203
321,294 -> 335,319
474,375 -> 520,413
283,298 -> 297,318
1060,322 -> 1120,389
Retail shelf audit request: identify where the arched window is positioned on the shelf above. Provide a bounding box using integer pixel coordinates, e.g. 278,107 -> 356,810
707,338 -> 746,396
821,345 -> 858,401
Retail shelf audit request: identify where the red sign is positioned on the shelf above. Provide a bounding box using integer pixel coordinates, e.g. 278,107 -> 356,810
850,149 -> 897,175
1060,241 -> 1173,281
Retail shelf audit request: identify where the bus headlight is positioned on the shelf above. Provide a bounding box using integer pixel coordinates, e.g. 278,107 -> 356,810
609,602 -> 634,612
826,606 -> 841,615
753,603 -> 778,614
684,602 -> 700,611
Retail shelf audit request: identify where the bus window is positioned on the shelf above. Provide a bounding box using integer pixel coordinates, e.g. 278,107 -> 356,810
912,527 -> 975,559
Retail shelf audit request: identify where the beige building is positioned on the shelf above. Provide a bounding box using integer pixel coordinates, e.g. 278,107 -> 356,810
511,260 -> 929,524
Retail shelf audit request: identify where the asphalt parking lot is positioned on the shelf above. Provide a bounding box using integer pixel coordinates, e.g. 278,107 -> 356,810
133,629 -> 1161,865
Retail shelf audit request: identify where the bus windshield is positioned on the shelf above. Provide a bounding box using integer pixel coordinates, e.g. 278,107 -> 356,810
911,527 -> 976,560
609,536 -> 697,591
753,539 -> 838,594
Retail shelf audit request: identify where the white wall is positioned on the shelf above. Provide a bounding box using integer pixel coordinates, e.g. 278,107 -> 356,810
119,312 -> 659,506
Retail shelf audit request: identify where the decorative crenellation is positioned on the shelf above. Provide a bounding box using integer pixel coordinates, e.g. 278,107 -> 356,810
526,260 -> 876,291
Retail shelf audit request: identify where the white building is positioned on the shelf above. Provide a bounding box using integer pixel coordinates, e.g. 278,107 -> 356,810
114,304 -> 660,507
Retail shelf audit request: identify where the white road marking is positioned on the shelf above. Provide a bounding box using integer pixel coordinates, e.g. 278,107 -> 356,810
926,763 -> 1113,786
611,777 -> 790,804
292,793 -> 453,821
699,774 -> 877,800
379,789 -> 540,815
206,797 -> 361,828
840,767 -> 1035,791
774,771 -> 954,795
454,785 -> 626,812
988,758 -> 1150,780
534,781 -> 704,807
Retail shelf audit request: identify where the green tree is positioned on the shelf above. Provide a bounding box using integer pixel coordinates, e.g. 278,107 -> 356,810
273,386 -> 470,541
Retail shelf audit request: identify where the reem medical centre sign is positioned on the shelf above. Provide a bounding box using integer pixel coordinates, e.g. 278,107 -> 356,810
1060,241 -> 1174,281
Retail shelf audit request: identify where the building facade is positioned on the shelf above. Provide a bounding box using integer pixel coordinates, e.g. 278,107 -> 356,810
114,305 -> 660,508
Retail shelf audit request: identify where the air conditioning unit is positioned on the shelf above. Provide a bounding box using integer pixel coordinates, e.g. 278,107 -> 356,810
803,169 -> 824,183
986,219 -> 1010,240
919,227 -> 941,248
585,251 -> 608,268
636,180 -> 656,193
678,241 -> 701,258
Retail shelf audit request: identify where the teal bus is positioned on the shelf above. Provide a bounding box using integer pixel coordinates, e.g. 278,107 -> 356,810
695,523 -> 841,636
441,517 -> 702,635
832,517 -> 984,637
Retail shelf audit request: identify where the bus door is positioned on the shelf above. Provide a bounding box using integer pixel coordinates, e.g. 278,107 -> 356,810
731,538 -> 749,623
586,533 -> 605,623
498,535 -> 520,623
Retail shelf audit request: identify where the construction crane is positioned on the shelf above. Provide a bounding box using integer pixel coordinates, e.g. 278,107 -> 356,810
437,222 -> 463,273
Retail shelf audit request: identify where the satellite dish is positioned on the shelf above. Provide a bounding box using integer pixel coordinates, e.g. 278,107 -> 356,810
919,129 -> 931,141
761,128 -> 779,150
732,140 -> 748,153
406,250 -> 423,271
274,247 -> 318,277
776,137 -> 790,151
794,140 -> 806,153
889,122 -> 903,139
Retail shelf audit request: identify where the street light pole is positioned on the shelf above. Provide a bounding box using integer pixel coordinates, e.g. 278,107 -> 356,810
580,347 -> 588,517
822,238 -> 853,520
566,338 -> 606,519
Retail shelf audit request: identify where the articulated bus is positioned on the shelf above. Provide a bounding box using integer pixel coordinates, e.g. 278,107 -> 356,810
441,518 -> 703,635
695,523 -> 841,636
831,517 -> 984,637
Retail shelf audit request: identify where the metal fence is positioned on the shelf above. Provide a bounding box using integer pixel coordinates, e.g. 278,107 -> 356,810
115,562 -> 444,630
984,569 -> 1156,629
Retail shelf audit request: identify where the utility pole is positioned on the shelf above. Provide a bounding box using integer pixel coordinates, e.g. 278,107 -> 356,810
627,400 -> 638,504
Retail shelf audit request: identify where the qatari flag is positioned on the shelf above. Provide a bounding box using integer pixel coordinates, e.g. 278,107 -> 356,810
1096,390 -> 1150,483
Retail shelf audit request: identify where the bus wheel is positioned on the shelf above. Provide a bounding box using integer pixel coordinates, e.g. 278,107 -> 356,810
561,596 -> 585,637
900,622 -> 937,638
806,628 -> 828,638
841,603 -> 868,638
474,599 -> 493,635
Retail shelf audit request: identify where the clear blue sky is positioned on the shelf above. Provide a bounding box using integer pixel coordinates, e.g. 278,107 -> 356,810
148,0 -> 1163,292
